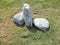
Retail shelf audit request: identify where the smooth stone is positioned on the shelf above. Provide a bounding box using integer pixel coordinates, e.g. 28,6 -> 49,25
13,12 -> 24,25
23,4 -> 32,27
33,18 -> 50,31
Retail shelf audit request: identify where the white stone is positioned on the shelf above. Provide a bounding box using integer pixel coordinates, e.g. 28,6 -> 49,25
33,18 -> 50,31
13,12 -> 24,25
23,4 -> 32,27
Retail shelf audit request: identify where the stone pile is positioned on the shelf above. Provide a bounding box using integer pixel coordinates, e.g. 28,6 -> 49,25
13,4 -> 50,31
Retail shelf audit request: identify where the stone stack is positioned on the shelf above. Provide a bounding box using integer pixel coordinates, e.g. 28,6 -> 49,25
13,4 -> 50,31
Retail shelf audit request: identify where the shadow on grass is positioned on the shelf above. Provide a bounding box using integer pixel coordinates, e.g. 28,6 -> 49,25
27,24 -> 50,33
14,22 -> 25,27
38,26 -> 50,32
26,24 -> 38,33
14,22 -> 50,33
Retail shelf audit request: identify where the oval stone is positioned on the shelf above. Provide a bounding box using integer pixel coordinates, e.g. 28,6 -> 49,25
33,18 -> 50,31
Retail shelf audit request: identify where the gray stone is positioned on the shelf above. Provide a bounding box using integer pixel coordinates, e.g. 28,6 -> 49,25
33,18 -> 50,31
13,12 -> 24,25
23,4 -> 32,27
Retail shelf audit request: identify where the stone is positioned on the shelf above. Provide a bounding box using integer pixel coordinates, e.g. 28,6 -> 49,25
33,18 -> 50,31
23,4 -> 32,27
13,12 -> 24,25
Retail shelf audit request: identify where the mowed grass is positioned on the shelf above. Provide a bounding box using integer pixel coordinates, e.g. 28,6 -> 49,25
0,0 -> 60,45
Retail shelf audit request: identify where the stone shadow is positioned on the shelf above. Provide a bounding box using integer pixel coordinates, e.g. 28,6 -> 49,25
26,24 -> 38,33
14,22 -> 50,33
38,25 -> 50,32
27,24 -> 50,33
14,22 -> 25,27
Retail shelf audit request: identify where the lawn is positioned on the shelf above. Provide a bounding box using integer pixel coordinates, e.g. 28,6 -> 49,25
0,0 -> 60,45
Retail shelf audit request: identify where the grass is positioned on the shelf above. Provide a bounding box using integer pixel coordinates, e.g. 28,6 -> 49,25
0,0 -> 60,45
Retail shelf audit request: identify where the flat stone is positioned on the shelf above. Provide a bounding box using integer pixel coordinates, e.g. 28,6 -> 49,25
33,18 -> 50,31
13,12 -> 24,25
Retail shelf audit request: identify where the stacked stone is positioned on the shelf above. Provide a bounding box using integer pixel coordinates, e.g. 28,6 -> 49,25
13,4 -> 50,31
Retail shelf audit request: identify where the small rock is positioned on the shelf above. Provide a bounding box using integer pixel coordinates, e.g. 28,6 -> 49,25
33,18 -> 50,31
13,12 -> 24,25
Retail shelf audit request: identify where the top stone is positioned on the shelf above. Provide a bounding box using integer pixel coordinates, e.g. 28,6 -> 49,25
23,4 -> 32,27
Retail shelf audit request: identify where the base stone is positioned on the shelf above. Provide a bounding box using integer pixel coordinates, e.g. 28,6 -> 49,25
13,12 -> 24,25
33,18 -> 50,31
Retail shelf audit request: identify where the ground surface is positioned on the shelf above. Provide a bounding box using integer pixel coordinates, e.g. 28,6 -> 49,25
0,0 -> 60,45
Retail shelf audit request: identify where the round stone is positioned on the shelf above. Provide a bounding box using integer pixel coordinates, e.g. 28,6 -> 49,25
13,12 -> 24,25
33,18 -> 50,31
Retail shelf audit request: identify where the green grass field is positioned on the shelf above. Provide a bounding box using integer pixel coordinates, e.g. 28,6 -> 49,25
0,0 -> 60,45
